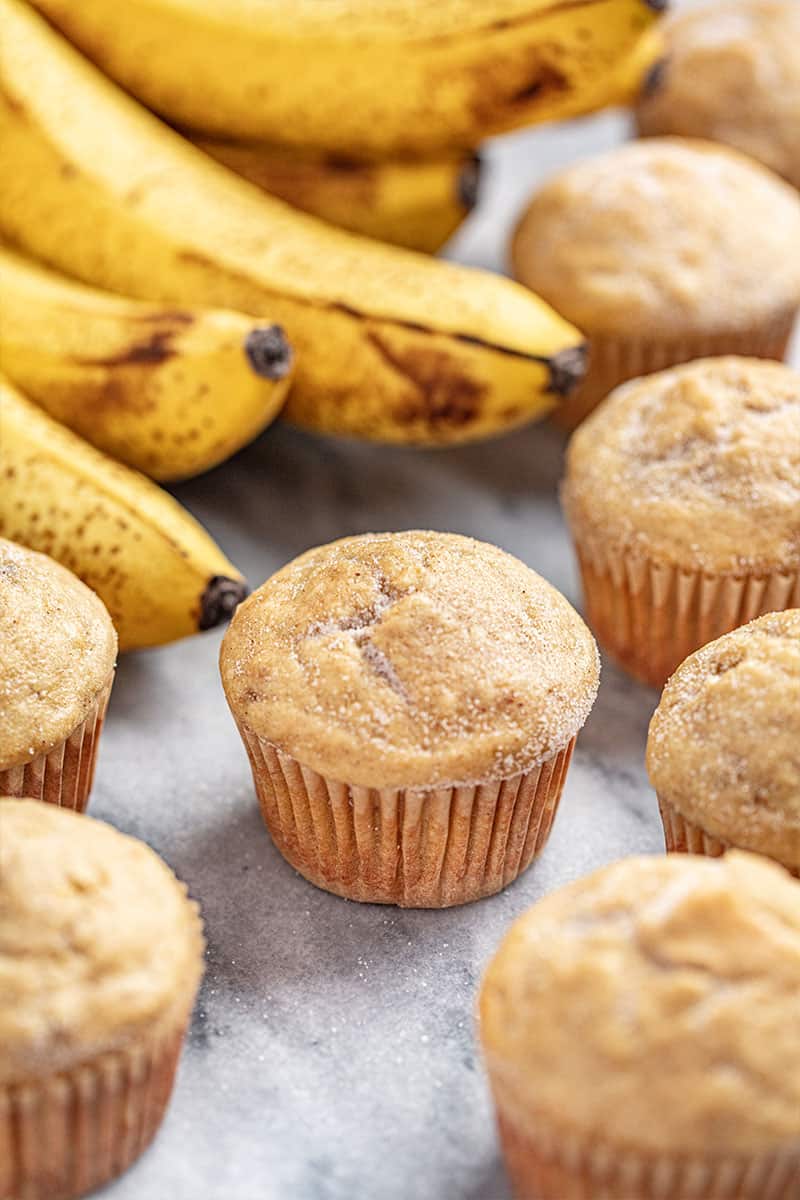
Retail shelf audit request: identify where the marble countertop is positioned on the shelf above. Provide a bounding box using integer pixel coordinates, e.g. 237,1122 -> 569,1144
92,108 -> 799,1200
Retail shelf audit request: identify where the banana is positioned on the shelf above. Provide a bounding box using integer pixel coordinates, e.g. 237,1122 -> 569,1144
29,0 -> 664,159
0,374 -> 248,652
0,0 -> 587,447
606,25 -> 665,108
0,246 -> 293,481
189,138 -> 481,254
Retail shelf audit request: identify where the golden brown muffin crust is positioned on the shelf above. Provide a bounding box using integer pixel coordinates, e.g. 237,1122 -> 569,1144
511,138 -> 800,338
220,531 -> 599,789
636,1 -> 800,190
562,358 -> 800,575
647,610 -> 800,868
0,539 -> 117,772
0,800 -> 204,1085
480,851 -> 800,1153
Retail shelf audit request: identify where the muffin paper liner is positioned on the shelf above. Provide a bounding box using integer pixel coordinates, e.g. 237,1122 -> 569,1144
657,796 -> 800,880
552,312 -> 797,430
0,1022 -> 187,1200
237,725 -> 576,907
0,674 -> 114,813
494,1104 -> 800,1200
572,541 -> 800,689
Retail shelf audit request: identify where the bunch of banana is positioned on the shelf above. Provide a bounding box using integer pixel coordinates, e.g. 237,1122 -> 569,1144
0,375 -> 248,652
29,0 -> 664,159
0,245 -> 293,481
188,138 -> 482,254
0,0 -> 589,446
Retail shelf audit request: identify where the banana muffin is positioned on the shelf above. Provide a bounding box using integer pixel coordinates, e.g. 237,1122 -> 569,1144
0,537 -> 116,810
562,357 -> 800,687
511,138 -> 800,427
648,610 -> 800,874
480,851 -> 800,1200
220,531 -> 599,907
0,800 -> 204,1200
636,1 -> 800,191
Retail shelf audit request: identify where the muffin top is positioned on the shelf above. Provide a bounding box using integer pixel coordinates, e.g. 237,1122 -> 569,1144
480,851 -> 800,1153
562,358 -> 800,574
0,539 -> 117,772
511,138 -> 800,337
647,610 -> 800,869
636,1 -> 800,191
0,800 -> 204,1085
220,531 -> 599,789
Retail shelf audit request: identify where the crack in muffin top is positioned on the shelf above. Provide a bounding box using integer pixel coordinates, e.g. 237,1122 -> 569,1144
220,531 -> 599,789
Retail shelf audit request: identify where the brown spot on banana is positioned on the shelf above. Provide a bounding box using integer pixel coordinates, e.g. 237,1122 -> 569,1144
509,64 -> 569,106
0,89 -> 27,118
366,331 -> 486,429
199,575 -> 249,631
367,331 -> 586,431
320,155 -> 363,173
71,314 -> 194,368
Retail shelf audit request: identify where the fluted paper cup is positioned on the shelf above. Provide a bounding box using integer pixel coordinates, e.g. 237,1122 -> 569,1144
0,673 -> 114,813
572,539 -> 800,689
0,1021 -> 188,1200
657,796 -> 800,880
236,724 -> 577,907
492,1103 -> 800,1200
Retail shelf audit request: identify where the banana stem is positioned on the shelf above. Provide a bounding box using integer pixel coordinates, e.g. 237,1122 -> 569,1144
244,325 -> 293,379
200,576 -> 250,631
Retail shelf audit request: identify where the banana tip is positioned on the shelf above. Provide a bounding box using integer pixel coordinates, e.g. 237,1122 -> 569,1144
641,57 -> 668,99
200,575 -> 249,631
643,0 -> 669,10
547,345 -> 588,398
245,325 -> 293,380
457,154 -> 483,212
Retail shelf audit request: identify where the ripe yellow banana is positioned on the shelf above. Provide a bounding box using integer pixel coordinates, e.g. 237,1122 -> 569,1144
0,246 -> 293,482
606,25 -> 665,108
0,375 -> 248,652
0,0 -> 588,447
29,0 -> 664,159
189,137 -> 481,254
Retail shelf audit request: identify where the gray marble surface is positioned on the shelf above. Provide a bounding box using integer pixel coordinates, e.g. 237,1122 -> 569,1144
91,108 -> 799,1200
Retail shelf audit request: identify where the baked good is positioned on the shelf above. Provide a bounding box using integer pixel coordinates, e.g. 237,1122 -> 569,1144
0,537 -> 116,810
220,530 -> 599,907
0,799 -> 204,1200
561,357 -> 800,687
647,609 -> 800,874
511,138 -> 800,427
636,1 -> 800,191
480,851 -> 800,1199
